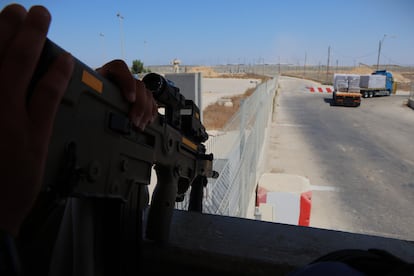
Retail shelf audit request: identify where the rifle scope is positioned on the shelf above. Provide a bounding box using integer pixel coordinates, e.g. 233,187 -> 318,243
142,73 -> 185,109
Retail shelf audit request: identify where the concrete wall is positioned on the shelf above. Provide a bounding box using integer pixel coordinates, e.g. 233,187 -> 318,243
409,98 -> 414,110
140,210 -> 414,275
164,72 -> 203,121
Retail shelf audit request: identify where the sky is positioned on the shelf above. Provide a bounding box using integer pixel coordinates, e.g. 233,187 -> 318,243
2,0 -> 414,69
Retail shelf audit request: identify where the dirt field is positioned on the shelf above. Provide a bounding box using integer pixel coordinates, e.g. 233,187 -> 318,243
203,87 -> 256,130
198,66 -> 270,130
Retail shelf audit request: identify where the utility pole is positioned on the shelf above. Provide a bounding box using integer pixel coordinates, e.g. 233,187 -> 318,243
143,40 -> 147,64
317,62 -> 321,80
116,12 -> 125,60
262,58 -> 265,76
376,35 -> 386,70
303,52 -> 307,78
278,56 -> 281,74
326,46 -> 330,83
376,34 -> 395,70
99,32 -> 106,61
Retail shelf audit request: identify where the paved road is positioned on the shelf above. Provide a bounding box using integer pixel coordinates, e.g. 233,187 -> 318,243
265,76 -> 414,241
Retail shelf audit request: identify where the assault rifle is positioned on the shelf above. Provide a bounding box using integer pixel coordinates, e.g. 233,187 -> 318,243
18,39 -> 218,274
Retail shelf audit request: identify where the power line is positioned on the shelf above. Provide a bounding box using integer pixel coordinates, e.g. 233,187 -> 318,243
330,49 -> 377,60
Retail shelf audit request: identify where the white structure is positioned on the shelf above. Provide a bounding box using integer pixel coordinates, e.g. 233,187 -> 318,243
171,58 -> 181,73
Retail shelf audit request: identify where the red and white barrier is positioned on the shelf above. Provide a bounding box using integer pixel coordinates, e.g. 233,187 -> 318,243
306,86 -> 333,93
256,173 -> 312,226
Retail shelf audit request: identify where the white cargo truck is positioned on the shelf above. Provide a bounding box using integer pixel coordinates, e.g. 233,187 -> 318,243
359,70 -> 396,98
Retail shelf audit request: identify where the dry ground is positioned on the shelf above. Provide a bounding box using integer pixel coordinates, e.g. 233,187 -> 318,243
197,66 -> 270,130
203,87 -> 256,130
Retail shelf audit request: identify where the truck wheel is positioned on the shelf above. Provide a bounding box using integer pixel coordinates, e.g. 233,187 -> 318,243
369,91 -> 373,98
363,92 -> 368,98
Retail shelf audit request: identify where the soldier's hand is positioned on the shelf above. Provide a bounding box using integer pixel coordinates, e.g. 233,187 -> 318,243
0,4 -> 74,236
96,60 -> 158,130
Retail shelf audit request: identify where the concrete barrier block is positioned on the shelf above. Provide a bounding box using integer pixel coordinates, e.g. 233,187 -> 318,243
257,173 -> 312,226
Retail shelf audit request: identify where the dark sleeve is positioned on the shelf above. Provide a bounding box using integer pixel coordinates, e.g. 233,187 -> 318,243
0,229 -> 21,276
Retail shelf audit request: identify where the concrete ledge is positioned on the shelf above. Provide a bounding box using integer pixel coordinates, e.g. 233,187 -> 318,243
409,98 -> 414,110
140,210 -> 414,275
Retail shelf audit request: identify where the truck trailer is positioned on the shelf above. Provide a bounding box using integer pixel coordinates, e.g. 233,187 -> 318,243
332,74 -> 361,107
359,70 -> 396,98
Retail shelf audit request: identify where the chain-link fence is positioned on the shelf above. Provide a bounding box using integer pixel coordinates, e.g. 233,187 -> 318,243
177,77 -> 278,217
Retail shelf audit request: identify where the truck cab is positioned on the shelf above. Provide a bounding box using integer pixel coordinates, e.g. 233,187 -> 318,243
372,70 -> 396,95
